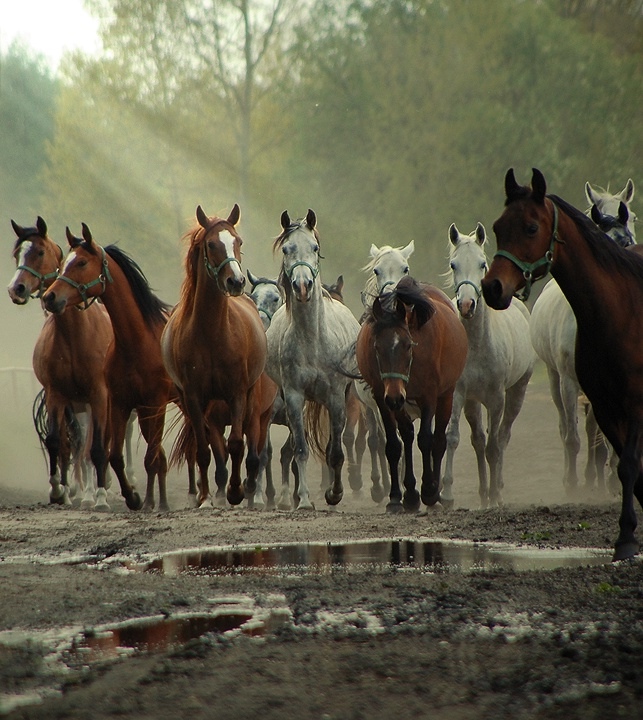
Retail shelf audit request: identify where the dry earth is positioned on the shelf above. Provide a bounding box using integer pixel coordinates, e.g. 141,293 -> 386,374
1,365 -> 642,719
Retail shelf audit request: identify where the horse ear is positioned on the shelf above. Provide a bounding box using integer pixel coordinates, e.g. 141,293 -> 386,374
36,216 -> 48,236
227,203 -> 240,227
448,224 -> 459,245
620,179 -> 635,204
504,168 -> 520,199
81,222 -> 93,245
281,210 -> 291,230
196,205 -> 209,229
475,222 -> 486,245
247,269 -> 258,287
306,209 -> 317,230
369,243 -> 380,258
531,168 -> 547,204
10,219 -> 23,238
335,275 -> 344,293
618,201 -> 629,225
401,239 -> 415,259
585,181 -> 599,207
66,226 -> 80,248
590,204 -> 602,225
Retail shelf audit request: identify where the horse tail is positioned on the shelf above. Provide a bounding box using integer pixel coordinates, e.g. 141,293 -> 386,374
303,400 -> 329,462
168,411 -> 195,470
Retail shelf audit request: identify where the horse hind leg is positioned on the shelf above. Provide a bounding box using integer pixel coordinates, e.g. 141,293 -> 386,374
463,400 -> 488,507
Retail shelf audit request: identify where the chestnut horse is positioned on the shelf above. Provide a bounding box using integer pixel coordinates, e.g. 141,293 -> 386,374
481,168 -> 643,560
356,276 -> 468,513
161,205 -> 275,507
8,217 -> 113,508
43,224 -> 174,512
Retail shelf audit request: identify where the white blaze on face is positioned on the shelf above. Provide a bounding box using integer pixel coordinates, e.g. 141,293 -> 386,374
62,249 -> 79,272
220,230 -> 244,283
8,241 -> 34,289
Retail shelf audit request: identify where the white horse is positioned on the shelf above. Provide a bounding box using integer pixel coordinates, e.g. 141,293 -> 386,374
266,210 -> 361,510
442,223 -> 535,508
529,179 -> 636,494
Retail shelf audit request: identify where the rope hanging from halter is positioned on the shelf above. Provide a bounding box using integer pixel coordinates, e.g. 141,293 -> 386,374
57,246 -> 113,309
493,200 -> 560,302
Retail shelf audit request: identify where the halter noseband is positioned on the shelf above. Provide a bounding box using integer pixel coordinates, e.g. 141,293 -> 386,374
202,231 -> 243,293
493,200 -> 560,302
453,279 -> 482,300
286,260 -> 320,281
57,246 -> 113,309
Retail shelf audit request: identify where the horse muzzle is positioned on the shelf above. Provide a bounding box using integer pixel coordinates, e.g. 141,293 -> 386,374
42,291 -> 68,315
292,278 -> 313,303
481,275 -> 513,311
7,284 -> 29,305
384,387 -> 406,412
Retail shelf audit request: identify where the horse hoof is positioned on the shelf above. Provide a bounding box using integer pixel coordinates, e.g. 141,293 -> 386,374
296,500 -> 315,511
158,502 -> 170,513
613,540 -> 639,561
266,499 -> 276,511
80,499 -> 94,511
227,487 -> 244,506
187,493 -> 199,509
371,486 -> 386,504
324,488 -> 343,506
214,491 -> 227,508
93,489 -> 111,512
403,490 -> 421,512
421,489 -> 440,507
126,491 -> 142,511
386,501 -> 404,514
441,497 -> 454,511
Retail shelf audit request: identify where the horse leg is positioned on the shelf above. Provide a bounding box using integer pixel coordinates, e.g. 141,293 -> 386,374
43,398 -> 68,505
484,391 -> 506,509
583,405 -> 608,494
442,385 -> 465,510
365,407 -> 385,503
613,425 -> 641,560
343,388 -> 362,493
278,432 -> 295,510
125,411 -> 138,486
285,391 -> 314,510
428,395 -> 452,507
226,396 -> 248,506
138,408 -> 169,512
108,404 -> 142,511
460,400 -> 487,506
377,400 -> 403,514
398,411 -> 419,512
548,369 -> 580,493
324,394 -> 347,506
243,385 -> 270,508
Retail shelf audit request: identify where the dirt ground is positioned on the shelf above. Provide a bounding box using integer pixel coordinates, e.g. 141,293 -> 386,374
1,364 -> 643,720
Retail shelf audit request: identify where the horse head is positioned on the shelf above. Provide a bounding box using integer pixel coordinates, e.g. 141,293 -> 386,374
585,178 -> 636,242
42,224 -> 112,313
274,209 -> 321,305
590,202 -> 635,248
482,168 -> 558,308
195,204 -> 245,296
247,270 -> 283,330
8,216 -> 63,304
448,222 -> 487,319
361,240 -> 414,308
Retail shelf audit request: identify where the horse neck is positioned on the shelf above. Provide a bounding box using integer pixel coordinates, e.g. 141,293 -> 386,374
99,257 -> 159,351
461,294 -> 490,342
550,210 -> 625,332
288,279 -> 326,335
190,264 -> 230,333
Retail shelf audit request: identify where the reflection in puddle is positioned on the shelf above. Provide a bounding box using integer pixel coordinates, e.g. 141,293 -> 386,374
119,538 -> 612,577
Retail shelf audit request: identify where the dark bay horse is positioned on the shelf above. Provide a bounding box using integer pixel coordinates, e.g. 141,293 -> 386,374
161,205 -> 275,507
356,276 -> 468,513
43,224 -> 174,512
481,168 -> 643,560
8,217 -> 113,508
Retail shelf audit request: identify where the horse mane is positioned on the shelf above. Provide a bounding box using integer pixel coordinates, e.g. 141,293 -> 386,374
104,244 -> 171,328
364,276 -> 436,329
548,195 -> 643,280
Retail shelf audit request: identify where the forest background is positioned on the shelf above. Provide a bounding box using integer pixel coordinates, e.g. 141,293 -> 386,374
1,0 -> 641,369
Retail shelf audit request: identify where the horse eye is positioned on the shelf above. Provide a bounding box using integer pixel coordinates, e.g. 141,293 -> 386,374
449,262 -> 456,271
481,262 -> 487,271
373,268 -> 380,276
526,223 -> 538,236
403,266 -> 409,274
313,244 -> 319,253
38,250 -> 45,257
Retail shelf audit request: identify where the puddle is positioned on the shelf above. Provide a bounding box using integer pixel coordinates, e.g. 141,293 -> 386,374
113,538 -> 612,577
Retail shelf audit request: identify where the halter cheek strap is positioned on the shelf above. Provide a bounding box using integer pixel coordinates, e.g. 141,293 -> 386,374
493,201 -> 560,302
203,244 -> 243,293
57,246 -> 113,309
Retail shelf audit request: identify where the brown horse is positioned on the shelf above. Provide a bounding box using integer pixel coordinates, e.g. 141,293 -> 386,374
481,168 -> 643,560
8,217 -> 113,508
356,276 -> 468,513
161,205 -> 275,507
43,224 -> 174,512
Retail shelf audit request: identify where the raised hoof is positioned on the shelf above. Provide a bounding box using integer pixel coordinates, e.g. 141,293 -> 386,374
613,540 -> 639,561
126,491 -> 142,511
348,467 -> 362,493
386,500 -> 405,514
421,488 -> 440,507
371,484 -> 386,504
227,485 -> 245,506
325,487 -> 343,506
49,488 -> 66,506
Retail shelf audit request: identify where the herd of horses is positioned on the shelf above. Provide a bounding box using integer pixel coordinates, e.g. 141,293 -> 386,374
6,169 -> 641,560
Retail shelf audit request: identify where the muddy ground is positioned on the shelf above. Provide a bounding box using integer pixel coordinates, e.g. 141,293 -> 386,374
1,365 -> 642,719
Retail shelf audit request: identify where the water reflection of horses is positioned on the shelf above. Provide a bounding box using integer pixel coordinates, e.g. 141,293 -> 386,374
43,225 -> 174,511
162,205 -> 276,508
443,223 -> 535,508
8,217 -> 113,508
482,168 -> 643,560
266,210 -> 361,510
529,179 -> 637,496
357,276 -> 468,513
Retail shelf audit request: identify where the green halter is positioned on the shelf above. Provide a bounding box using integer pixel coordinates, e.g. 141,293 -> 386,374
17,263 -> 59,299
57,246 -> 113,309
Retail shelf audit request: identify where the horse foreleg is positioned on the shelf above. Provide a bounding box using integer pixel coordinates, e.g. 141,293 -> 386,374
108,404 -> 142,511
430,395 -> 453,507
43,398 -> 66,505
549,369 -> 581,493
377,400 -> 403,514
125,411 -> 138,486
442,385 -> 465,510
226,397 -> 247,506
613,426 -> 642,560
483,393 -> 505,509
285,392 -> 313,510
138,408 -> 169,512
462,400 -> 487,506
278,432 -> 295,510
343,387 -> 362,493
398,411 -> 419,512
324,396 -> 346,507
365,407 -> 385,503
